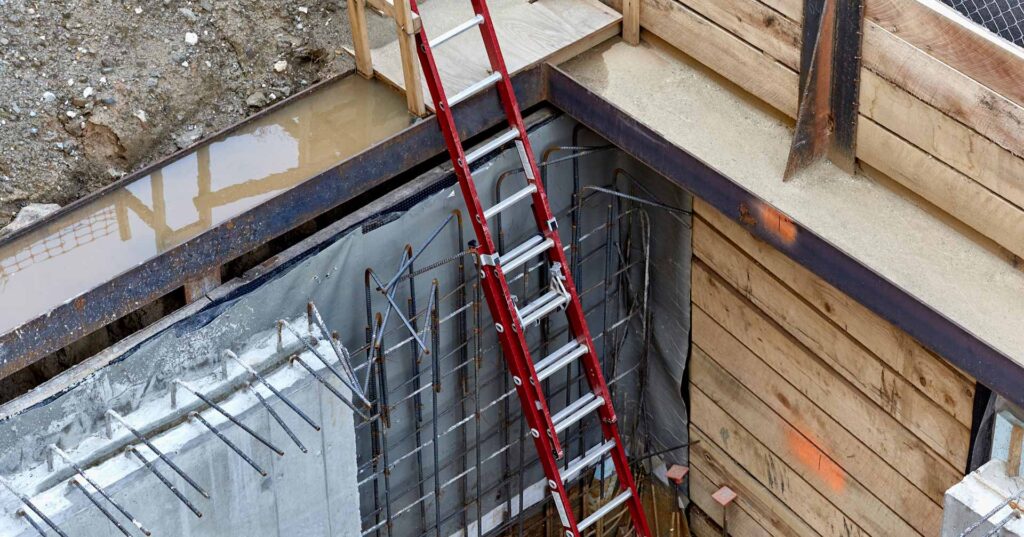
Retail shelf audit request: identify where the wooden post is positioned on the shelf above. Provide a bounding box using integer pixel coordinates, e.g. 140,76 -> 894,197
394,0 -> 427,116
623,0 -> 640,46
347,0 -> 374,78
1009,422 -> 1024,477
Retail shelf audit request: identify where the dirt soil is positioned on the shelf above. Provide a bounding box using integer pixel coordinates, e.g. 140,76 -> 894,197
0,0 -> 396,227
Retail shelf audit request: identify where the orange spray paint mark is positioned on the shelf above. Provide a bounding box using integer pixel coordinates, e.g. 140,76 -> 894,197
738,201 -> 798,245
786,427 -> 846,493
755,202 -> 798,245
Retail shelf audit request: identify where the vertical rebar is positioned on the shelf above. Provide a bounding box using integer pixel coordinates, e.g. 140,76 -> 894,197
405,245 -> 429,534
365,271 -> 383,537
472,279 -> 484,537
453,211 -> 470,535
599,203 -> 615,499
431,280 -> 443,536
376,315 -> 395,537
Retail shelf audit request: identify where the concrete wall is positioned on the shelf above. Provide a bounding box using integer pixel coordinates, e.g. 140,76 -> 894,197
943,460 -> 1024,536
0,112 -> 691,536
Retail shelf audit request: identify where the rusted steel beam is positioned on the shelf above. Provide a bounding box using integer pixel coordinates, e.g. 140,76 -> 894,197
0,67 -> 547,381
784,0 -> 865,179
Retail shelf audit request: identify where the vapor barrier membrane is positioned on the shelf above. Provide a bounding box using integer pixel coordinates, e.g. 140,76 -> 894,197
0,112 -> 692,536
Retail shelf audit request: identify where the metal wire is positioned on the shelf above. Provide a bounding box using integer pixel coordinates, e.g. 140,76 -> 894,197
350,148 -> 657,537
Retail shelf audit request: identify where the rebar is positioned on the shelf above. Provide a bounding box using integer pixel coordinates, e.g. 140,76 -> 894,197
174,379 -> 284,456
188,411 -> 268,477
68,477 -> 133,537
16,508 -> 48,537
50,445 -> 152,536
248,383 -> 307,453
126,446 -> 204,518
107,409 -> 210,499
0,476 -> 68,537
222,349 -> 321,431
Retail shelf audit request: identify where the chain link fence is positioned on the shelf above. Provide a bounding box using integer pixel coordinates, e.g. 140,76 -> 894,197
941,0 -> 1024,48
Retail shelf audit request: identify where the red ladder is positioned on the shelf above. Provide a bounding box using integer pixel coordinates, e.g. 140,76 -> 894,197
408,2 -> 652,536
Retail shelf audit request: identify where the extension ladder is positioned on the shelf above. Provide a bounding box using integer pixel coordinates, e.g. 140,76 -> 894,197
408,3 -> 652,535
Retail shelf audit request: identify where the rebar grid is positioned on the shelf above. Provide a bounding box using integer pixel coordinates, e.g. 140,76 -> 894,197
352,142 -> 657,537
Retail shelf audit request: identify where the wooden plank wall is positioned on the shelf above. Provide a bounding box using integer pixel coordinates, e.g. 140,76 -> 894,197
609,0 -> 1024,260
688,199 -> 976,536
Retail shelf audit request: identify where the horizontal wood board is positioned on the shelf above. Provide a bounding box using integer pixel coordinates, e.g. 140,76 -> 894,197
688,203 -> 973,536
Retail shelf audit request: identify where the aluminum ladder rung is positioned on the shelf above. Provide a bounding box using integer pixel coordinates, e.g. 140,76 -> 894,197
465,128 -> 519,165
429,15 -> 485,48
552,392 -> 603,433
449,72 -> 503,107
518,288 -> 569,327
501,235 -> 554,273
578,490 -> 633,531
560,440 -> 616,484
535,340 -> 588,381
412,3 -> 652,532
484,183 -> 536,220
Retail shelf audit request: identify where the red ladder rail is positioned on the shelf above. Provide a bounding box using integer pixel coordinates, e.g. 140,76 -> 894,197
406,3 -> 652,535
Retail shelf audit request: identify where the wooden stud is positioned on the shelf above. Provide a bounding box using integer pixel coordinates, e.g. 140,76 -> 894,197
347,0 -> 374,78
393,0 -> 426,117
623,0 -> 640,45
1009,422 -> 1024,477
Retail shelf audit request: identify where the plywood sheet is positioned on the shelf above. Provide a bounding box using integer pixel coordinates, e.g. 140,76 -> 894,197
370,0 -> 620,103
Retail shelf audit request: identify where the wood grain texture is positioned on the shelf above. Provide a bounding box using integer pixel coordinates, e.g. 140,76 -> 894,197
858,117 -> 1024,259
640,0 -> 799,115
371,0 -> 620,104
760,0 -> 1024,159
692,377 -> 917,537
347,0 -> 374,77
692,344 -> 938,535
692,309 -> 946,528
691,260 -> 965,502
690,426 -> 820,536
689,466 -> 774,537
623,0 -> 640,45
693,213 -> 974,451
866,0 -> 1024,109
642,0 -> 1024,264
675,0 -> 1024,211
394,0 -> 426,116
693,199 -> 976,425
692,393 -> 873,537
863,21 -> 1024,161
859,69 -> 1024,212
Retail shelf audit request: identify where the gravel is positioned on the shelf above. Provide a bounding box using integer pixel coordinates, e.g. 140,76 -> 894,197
0,0 -> 398,229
